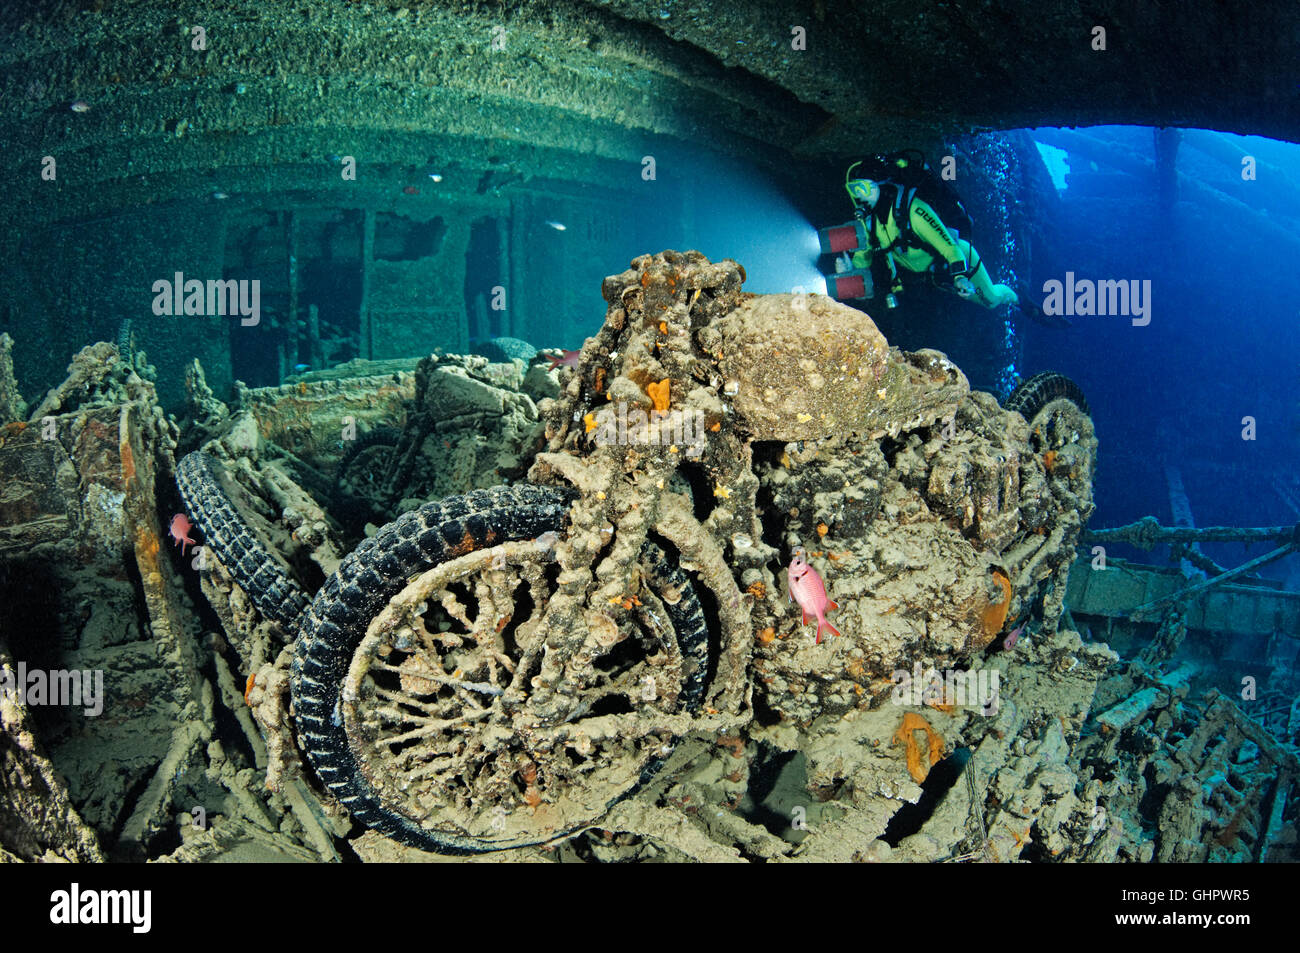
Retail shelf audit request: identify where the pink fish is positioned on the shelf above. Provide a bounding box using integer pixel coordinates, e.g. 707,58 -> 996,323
547,349 -> 581,371
1003,623 -> 1025,651
169,513 -> 196,555
788,548 -> 841,644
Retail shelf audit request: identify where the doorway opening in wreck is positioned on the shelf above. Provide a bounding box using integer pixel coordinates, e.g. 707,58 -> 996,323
465,216 -> 506,345
224,209 -> 365,388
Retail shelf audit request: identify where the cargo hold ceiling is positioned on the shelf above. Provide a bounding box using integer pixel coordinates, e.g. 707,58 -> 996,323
1,0 -> 1297,242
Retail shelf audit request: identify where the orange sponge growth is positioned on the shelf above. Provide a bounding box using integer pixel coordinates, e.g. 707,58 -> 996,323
646,378 -> 670,412
134,522 -> 162,580
981,570 -> 1012,637
120,438 -> 136,485
893,712 -> 945,783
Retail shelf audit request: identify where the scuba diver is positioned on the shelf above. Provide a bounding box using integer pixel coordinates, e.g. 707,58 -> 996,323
824,151 -> 1057,324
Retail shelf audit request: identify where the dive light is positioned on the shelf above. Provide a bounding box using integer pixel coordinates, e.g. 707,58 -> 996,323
817,220 -> 868,256
827,268 -> 872,302
819,219 -> 873,301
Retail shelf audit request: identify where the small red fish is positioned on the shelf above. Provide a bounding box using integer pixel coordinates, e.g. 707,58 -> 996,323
402,185 -> 419,195
1003,622 -> 1026,651
547,349 -> 581,371
788,547 -> 841,644
169,513 -> 196,555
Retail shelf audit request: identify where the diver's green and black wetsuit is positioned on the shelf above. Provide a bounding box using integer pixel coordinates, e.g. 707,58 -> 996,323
851,185 -> 1018,310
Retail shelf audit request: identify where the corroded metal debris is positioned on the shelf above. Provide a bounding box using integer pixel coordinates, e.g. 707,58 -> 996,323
2,252 -> 1294,864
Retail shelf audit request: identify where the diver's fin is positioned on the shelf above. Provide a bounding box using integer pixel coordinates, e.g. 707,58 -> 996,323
1015,287 -> 1072,328
1026,304 -> 1072,329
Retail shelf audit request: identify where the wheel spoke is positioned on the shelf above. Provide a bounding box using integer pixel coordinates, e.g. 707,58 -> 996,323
341,540 -> 701,844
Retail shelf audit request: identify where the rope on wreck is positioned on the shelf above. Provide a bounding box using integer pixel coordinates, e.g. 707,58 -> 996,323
1082,516 -> 1300,550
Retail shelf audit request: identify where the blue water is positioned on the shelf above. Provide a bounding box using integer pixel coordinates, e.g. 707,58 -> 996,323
1021,126 -> 1300,581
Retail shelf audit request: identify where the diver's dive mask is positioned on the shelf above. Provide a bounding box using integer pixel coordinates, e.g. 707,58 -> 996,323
846,177 -> 881,211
